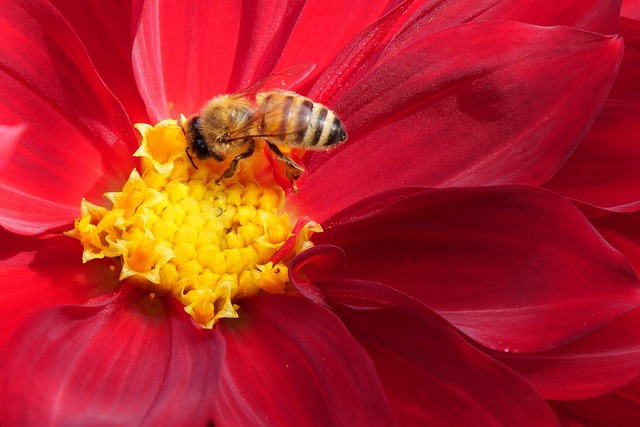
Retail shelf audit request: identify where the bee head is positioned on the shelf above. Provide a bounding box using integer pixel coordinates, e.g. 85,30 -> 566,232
183,116 -> 212,161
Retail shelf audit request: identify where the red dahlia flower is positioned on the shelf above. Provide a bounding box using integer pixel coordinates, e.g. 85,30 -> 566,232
1,0 -> 639,425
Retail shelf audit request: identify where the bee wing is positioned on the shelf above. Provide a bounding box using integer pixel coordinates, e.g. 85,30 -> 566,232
227,94 -> 311,141
238,63 -> 316,95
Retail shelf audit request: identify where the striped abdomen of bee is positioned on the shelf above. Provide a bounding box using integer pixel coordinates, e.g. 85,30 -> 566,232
254,90 -> 347,149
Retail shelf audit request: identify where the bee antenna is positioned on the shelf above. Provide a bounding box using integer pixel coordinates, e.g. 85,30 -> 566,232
185,147 -> 199,169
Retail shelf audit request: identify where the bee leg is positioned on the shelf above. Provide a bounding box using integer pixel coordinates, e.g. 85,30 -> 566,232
215,139 -> 256,184
266,142 -> 304,192
185,147 -> 199,170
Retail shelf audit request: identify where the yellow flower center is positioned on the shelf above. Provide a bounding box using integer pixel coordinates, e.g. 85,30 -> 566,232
67,119 -> 321,328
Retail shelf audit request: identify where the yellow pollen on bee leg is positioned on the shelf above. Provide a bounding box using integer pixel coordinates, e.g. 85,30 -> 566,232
67,119 -> 321,327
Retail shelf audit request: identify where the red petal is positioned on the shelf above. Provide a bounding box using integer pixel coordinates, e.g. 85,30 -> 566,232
309,0 -> 415,103
551,382 -> 640,427
213,294 -> 395,426
50,0 -> 149,123
276,0 -> 400,91
476,0 -> 622,34
592,211 -> 640,277
223,0 -> 307,93
289,22 -> 622,222
132,0 -> 306,122
622,0 -> 640,20
287,244 -> 348,307
489,308 -> 640,400
544,100 -> 640,212
389,0 -> 622,50
313,279 -> 561,426
0,123 -> 25,170
544,19 -> 640,211
609,18 -> 640,105
0,231 -> 118,348
0,0 -> 136,234
312,186 -> 640,352
319,0 -> 624,108
0,285 -> 224,426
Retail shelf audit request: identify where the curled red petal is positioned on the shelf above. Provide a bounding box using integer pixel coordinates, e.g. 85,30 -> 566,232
0,0 -> 136,234
290,22 -> 623,221
312,278 -> 560,426
313,186 -> 640,352
488,308 -> 640,400
0,231 -> 118,348
213,294 -> 395,426
288,244 -> 345,306
0,285 -> 224,426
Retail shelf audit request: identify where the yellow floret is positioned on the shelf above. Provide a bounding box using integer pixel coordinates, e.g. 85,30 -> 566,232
67,119 -> 321,327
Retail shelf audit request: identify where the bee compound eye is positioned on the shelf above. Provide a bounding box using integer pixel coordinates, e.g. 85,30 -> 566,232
194,138 -> 211,160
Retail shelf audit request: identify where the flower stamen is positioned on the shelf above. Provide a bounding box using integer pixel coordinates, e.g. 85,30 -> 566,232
67,119 -> 320,327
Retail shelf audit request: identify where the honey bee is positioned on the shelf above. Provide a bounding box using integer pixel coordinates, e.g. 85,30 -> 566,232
182,64 -> 347,191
